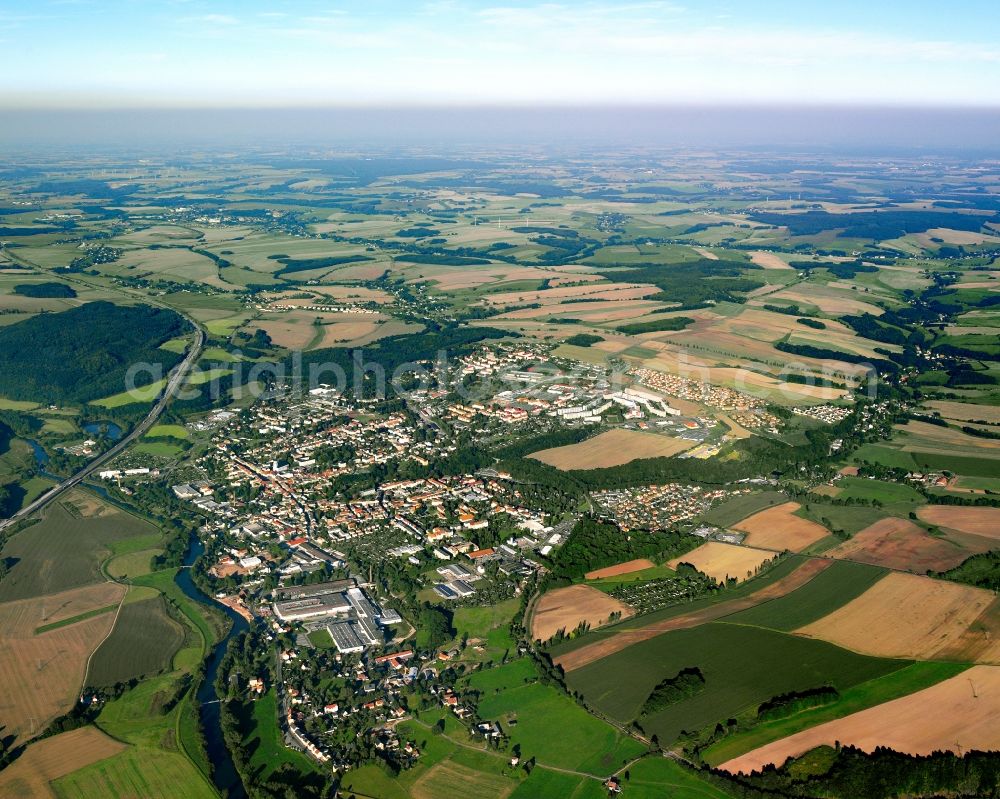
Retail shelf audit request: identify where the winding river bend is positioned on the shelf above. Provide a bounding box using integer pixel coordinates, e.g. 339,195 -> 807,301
176,536 -> 249,799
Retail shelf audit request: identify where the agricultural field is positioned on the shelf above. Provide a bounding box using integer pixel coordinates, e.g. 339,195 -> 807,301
0,726 -> 126,799
0,581 -> 125,744
0,498 -> 157,601
828,516 -> 986,572
796,572 -> 1000,663
471,659 -> 647,774
733,502 -> 831,552
720,665 -> 1000,775
584,558 -> 656,580
916,505 -> 1000,540
86,594 -> 186,686
725,560 -> 887,631
529,428 -> 693,470
566,622 -> 906,745
530,584 -> 634,642
667,541 -> 777,584
554,558 -> 832,673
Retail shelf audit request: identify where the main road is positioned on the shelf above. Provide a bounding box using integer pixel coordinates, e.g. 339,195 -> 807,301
0,322 -> 205,533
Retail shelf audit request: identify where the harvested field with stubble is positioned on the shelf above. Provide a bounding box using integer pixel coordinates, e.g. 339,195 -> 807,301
733,502 -> 830,552
529,428 -> 692,470
749,251 -> 792,269
917,505 -> 1000,540
555,558 -> 834,672
530,584 -> 634,642
0,726 -> 126,799
410,761 -> 515,799
584,558 -> 656,579
796,572 -> 1000,664
0,582 -> 125,744
667,542 -> 777,583
829,516 -> 981,572
720,665 -> 1000,775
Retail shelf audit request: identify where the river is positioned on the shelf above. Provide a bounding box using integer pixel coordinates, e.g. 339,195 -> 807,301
176,535 -> 249,799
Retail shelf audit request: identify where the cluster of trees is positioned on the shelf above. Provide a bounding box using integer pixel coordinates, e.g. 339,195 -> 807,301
751,209 -> 992,239
756,686 -> 839,721
933,551 -> 1000,592
0,301 -> 186,404
589,258 -> 764,309
704,745 -> 1000,799
640,667 -> 706,716
547,517 -> 697,580
564,333 -> 604,347
617,316 -> 695,335
13,281 -> 77,298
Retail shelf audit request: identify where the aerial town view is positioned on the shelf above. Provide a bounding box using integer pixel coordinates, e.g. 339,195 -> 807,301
1,2 -> 999,798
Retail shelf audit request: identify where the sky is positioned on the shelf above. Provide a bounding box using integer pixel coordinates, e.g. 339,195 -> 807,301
2,0 -> 1000,108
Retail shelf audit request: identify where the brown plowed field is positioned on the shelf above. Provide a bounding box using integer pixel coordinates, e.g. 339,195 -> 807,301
796,572 -> 1000,664
0,582 -> 125,744
720,665 -> 1000,775
667,542 -> 776,583
733,502 -> 830,552
0,726 -> 126,799
917,506 -> 1000,540
829,516 -> 978,572
584,559 -> 656,579
530,584 -> 634,643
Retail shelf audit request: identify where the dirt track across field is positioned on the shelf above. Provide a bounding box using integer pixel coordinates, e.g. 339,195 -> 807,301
555,558 -> 833,673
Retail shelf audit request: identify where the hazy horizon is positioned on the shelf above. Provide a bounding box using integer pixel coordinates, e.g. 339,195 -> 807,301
2,105 -> 999,153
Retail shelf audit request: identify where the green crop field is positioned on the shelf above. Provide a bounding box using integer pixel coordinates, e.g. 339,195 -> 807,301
0,501 -> 158,601
52,747 -> 217,799
86,595 -> 186,686
834,477 -> 925,504
723,561 -> 887,631
34,603 -> 117,634
794,502 -> 888,537
567,623 -> 907,744
473,659 -> 646,774
618,756 -> 738,798
700,491 -> 788,528
59,672 -> 216,799
702,661 -> 969,767
106,548 -> 162,579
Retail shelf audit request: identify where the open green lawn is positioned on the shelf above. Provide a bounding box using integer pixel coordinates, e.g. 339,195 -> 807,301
701,661 -> 969,767
473,659 -> 646,774
91,379 -> 167,408
52,747 -> 216,799
241,689 -> 320,783
723,560 -> 887,631
834,477 -> 925,504
567,623 -> 907,745
145,424 -> 189,439
106,548 -> 162,579
133,441 -> 184,458
619,756 -> 737,798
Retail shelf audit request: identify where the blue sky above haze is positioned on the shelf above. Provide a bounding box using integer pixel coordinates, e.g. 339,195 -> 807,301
1,1 -> 999,107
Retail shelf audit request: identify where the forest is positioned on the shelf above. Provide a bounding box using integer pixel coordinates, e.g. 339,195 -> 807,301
0,301 -> 186,403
